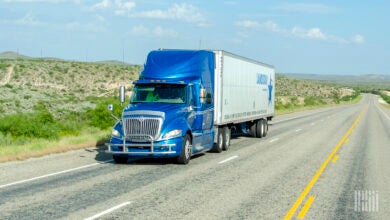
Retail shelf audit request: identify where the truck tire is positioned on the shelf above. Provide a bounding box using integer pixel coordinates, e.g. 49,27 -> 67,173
177,134 -> 192,164
212,128 -> 223,153
113,155 -> 128,164
222,126 -> 231,151
263,120 -> 268,137
250,122 -> 257,138
256,119 -> 265,138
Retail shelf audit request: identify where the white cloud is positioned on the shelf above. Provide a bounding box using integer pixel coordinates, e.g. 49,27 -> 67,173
352,35 -> 365,44
273,3 -> 338,14
0,0 -> 81,3
92,0 -> 136,12
92,0 -> 111,9
65,21 -> 106,32
96,15 -> 106,22
130,25 -> 178,38
131,3 -> 208,27
235,20 -> 260,28
292,27 -> 326,40
235,20 -> 286,34
235,19 -> 363,44
92,2 -> 208,27
1,13 -> 43,26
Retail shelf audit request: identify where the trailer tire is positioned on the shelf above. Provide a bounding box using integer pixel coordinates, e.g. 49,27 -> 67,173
222,126 -> 231,151
263,120 -> 268,137
250,122 -> 257,138
256,119 -> 265,138
113,155 -> 128,164
212,128 -> 223,153
177,134 -> 192,164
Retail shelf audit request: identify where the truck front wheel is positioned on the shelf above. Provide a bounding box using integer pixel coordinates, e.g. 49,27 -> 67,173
212,128 -> 223,153
177,134 -> 192,164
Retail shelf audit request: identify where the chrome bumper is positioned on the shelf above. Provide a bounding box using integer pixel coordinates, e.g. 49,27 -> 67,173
105,142 -> 176,155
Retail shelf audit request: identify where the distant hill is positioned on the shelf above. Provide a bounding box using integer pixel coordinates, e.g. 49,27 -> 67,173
95,60 -> 132,65
284,73 -> 390,81
283,73 -> 390,90
0,51 -> 32,59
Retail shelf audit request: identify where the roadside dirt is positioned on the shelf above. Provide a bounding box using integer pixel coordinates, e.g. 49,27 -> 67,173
0,64 -> 14,85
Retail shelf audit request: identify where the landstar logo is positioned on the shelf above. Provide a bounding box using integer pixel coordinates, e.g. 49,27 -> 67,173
256,73 -> 273,105
256,73 -> 268,85
268,77 -> 273,104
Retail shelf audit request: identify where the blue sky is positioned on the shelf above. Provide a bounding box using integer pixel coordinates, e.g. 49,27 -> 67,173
0,0 -> 388,75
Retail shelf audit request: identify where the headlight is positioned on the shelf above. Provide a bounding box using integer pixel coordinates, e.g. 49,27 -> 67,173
163,129 -> 182,139
111,129 -> 121,138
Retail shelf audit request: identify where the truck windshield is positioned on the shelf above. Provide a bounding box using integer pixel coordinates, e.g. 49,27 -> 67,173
131,84 -> 187,104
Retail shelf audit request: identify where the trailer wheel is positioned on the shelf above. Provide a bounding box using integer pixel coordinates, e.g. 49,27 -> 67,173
113,155 -> 128,164
263,120 -> 268,137
250,122 -> 257,138
256,119 -> 265,138
222,126 -> 231,151
212,128 -> 223,153
177,134 -> 192,164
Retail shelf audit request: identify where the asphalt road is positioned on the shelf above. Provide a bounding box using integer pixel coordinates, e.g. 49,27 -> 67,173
0,94 -> 389,220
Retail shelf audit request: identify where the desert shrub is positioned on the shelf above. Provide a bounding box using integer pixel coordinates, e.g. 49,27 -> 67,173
341,91 -> 360,102
0,103 -> 85,140
0,110 -> 59,140
304,96 -> 327,106
380,93 -> 390,104
86,97 -> 124,130
0,63 -> 10,71
4,84 -> 13,89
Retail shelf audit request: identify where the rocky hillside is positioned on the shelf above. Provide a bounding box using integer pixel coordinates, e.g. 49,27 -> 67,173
0,57 -> 141,115
275,74 -> 356,106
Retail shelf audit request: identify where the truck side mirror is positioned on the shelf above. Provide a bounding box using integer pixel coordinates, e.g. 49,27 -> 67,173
107,104 -> 114,111
107,104 -> 119,121
119,85 -> 125,105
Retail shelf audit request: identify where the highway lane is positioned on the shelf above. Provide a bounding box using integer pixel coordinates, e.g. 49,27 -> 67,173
0,94 -> 388,219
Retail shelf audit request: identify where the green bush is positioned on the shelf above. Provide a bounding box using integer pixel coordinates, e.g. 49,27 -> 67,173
380,93 -> 390,104
0,111 -> 59,140
304,97 -> 326,106
86,97 -> 124,129
0,63 -> 10,71
341,91 -> 360,102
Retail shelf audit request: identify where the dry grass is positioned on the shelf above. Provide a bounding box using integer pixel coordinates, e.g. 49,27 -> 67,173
0,128 -> 109,163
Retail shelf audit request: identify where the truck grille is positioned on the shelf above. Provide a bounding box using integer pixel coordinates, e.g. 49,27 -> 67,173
122,111 -> 164,142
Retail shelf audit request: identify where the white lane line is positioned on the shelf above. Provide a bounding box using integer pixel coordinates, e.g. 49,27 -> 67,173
270,138 -> 280,143
0,160 -> 113,189
85,201 -> 131,220
218,155 -> 239,164
295,128 -> 302,132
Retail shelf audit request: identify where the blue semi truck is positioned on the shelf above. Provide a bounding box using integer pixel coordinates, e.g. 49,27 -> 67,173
106,49 -> 275,164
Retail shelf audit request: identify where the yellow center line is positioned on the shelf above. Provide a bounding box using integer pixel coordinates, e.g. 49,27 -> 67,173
297,196 -> 315,219
283,106 -> 367,220
332,154 -> 339,163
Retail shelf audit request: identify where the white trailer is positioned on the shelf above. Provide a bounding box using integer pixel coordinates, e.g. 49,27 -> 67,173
213,50 -> 275,139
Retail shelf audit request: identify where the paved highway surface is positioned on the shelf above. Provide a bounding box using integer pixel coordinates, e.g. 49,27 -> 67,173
0,94 -> 389,220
